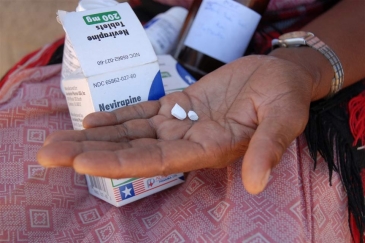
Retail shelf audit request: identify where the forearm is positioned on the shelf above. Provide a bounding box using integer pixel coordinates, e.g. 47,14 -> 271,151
269,0 -> 365,101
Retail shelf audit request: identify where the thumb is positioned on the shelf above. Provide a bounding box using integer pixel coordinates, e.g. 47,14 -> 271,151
241,118 -> 300,194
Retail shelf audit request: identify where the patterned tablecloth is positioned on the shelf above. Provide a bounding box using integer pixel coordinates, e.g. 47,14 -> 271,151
0,54 -> 351,241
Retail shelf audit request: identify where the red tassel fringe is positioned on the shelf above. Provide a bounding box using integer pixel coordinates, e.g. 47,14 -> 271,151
348,90 -> 365,242
348,91 -> 365,148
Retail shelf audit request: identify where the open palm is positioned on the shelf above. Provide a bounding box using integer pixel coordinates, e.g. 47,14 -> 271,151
37,55 -> 314,194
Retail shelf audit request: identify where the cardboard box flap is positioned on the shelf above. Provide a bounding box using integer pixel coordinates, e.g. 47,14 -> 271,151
58,3 -> 157,77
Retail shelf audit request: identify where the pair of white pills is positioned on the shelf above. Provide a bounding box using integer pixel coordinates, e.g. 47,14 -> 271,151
171,103 -> 199,121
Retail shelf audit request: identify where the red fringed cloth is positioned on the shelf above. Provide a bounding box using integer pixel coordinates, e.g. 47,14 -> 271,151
349,92 -> 365,149
349,91 -> 365,242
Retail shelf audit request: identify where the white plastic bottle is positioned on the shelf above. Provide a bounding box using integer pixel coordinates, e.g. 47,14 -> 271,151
60,0 -> 119,94
144,7 -> 188,55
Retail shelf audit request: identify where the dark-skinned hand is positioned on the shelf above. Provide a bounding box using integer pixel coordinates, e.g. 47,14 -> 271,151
37,55 -> 314,194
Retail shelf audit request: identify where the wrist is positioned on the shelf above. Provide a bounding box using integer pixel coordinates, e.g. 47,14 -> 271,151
269,47 -> 334,101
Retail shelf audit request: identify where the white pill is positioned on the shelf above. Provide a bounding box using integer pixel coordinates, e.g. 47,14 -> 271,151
188,110 -> 199,121
171,103 -> 187,120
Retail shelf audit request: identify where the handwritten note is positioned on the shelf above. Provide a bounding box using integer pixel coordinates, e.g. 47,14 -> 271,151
184,0 -> 261,63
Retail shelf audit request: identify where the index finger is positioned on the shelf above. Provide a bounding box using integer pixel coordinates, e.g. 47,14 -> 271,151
44,118 -> 157,145
83,100 -> 161,128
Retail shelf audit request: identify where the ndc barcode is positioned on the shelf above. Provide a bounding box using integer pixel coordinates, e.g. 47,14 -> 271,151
89,176 -> 109,196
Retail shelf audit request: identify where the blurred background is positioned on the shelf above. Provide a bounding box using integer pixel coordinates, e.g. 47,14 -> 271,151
0,0 -> 77,78
0,0 -> 169,78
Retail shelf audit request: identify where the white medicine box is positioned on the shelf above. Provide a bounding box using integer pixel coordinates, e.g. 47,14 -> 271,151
58,3 -> 188,207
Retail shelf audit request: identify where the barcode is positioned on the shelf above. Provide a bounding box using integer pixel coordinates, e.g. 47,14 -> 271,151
88,176 -> 110,199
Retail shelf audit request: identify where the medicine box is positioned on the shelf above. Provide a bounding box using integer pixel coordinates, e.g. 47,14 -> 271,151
58,3 -> 188,207
157,54 -> 196,94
